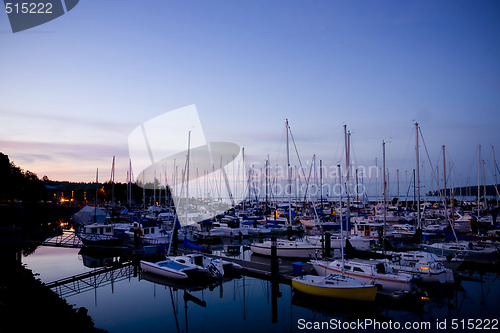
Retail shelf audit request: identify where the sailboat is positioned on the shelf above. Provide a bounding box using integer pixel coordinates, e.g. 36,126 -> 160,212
309,133 -> 417,295
291,274 -> 377,301
140,131 -> 242,279
250,119 -> 321,258
293,163 -> 377,301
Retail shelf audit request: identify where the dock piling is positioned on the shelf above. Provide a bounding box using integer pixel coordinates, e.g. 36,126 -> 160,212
324,232 -> 331,258
270,236 -> 278,277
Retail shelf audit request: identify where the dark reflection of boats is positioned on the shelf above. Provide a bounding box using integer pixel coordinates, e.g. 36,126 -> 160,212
140,271 -> 241,333
292,291 -> 385,320
78,246 -> 124,268
140,271 -> 233,292
250,252 -> 314,271
81,254 -> 115,268
292,282 -> 428,314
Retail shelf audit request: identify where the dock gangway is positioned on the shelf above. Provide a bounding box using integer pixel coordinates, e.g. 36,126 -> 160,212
46,261 -> 135,298
42,230 -> 83,248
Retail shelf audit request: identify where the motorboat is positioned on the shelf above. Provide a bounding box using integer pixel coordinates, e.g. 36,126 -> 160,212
121,222 -> 171,244
391,224 -> 416,238
77,223 -> 121,246
140,253 -> 242,280
421,240 -> 499,260
386,251 -> 454,284
311,258 -> 417,293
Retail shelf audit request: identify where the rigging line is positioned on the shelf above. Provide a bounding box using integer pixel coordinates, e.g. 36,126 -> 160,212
464,146 -> 479,190
277,119 -> 288,176
399,125 -> 415,171
419,126 -> 458,241
418,127 -> 440,193
288,124 -> 320,219
350,131 -> 357,167
333,126 -> 345,166
288,125 -> 308,181
405,170 -> 414,199
302,157 -> 315,201
169,287 -> 180,333
484,160 -> 500,197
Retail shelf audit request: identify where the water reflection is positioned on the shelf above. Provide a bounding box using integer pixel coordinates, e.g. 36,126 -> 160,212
140,272 -> 222,333
22,246 -> 500,333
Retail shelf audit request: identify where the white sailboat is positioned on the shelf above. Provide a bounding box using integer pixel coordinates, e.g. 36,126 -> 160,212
250,239 -> 321,259
140,131 -> 242,279
293,161 -> 378,301
310,258 -> 416,293
310,140 -> 417,294
250,119 -> 321,259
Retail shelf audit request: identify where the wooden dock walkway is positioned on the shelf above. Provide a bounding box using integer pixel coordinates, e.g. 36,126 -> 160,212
207,255 -> 314,285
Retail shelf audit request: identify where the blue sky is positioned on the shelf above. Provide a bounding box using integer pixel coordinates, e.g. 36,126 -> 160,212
1,0 -> 499,197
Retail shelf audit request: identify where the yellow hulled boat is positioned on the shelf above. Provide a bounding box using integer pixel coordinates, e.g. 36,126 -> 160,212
292,274 -> 377,302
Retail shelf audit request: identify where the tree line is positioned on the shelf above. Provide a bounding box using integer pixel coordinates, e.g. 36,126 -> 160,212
0,152 -> 171,206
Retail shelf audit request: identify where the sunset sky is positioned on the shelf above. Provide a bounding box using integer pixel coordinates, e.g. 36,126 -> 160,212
1,0 -> 499,197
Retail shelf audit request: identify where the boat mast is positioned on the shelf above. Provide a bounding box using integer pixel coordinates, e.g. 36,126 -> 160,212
450,161 -> 455,225
142,172 -> 145,209
482,159 -> 487,210
415,123 -> 421,230
493,146 -> 499,206
383,140 -> 387,249
154,170 -> 157,206
338,164 -> 345,277
128,159 -> 132,208
286,119 -> 291,226
396,169 -> 400,204
477,144 -> 481,218
355,167 -> 359,203
111,156 -> 115,206
186,131 -> 191,224
320,159 -> 323,205
266,156 -> 269,211
442,145 -> 452,230
95,168 -> 98,223
344,125 -> 351,232
443,145 -> 447,205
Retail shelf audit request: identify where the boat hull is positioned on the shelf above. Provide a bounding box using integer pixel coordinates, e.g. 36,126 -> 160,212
139,260 -> 189,279
292,277 -> 377,301
312,261 -> 414,293
421,242 -> 499,260
250,241 -> 321,259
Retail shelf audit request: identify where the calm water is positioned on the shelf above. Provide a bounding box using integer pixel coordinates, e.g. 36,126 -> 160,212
23,246 -> 500,333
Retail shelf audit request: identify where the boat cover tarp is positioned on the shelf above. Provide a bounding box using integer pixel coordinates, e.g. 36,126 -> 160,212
183,238 -> 206,252
73,205 -> 107,225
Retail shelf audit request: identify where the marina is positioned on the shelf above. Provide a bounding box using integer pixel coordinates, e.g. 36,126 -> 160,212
3,125 -> 500,332
21,238 -> 500,333
2,1 -> 500,332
